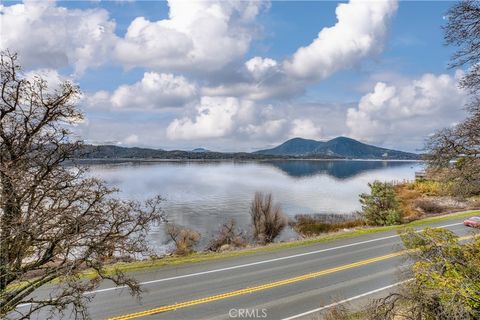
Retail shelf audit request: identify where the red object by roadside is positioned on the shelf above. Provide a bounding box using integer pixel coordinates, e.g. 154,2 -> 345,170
464,216 -> 480,228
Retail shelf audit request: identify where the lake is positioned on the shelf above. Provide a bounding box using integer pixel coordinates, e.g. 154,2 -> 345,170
85,160 -> 423,253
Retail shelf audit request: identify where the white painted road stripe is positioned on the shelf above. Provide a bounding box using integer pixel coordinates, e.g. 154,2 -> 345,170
16,221 -> 462,308
86,222 -> 461,294
281,279 -> 413,320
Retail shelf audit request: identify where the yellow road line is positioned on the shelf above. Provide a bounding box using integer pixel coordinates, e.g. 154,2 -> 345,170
108,234 -> 476,320
107,251 -> 403,320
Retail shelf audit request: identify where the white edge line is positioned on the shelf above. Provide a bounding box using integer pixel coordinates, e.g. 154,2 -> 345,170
90,222 -> 461,292
281,279 -> 413,320
16,222 -> 462,308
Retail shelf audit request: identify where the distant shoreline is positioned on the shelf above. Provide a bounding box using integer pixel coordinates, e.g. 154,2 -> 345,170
72,158 -> 425,163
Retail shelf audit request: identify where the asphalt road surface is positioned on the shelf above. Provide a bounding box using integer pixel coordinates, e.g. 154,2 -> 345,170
20,216 -> 479,320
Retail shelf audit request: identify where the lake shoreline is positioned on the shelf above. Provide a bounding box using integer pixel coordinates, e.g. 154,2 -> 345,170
8,209 -> 476,290
74,209 -> 479,279
77,160 -> 424,251
72,158 -> 425,163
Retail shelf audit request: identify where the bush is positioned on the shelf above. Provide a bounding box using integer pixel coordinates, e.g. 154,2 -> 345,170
293,215 -> 365,236
413,198 -> 445,214
250,192 -> 288,244
359,181 -> 403,226
322,303 -> 356,320
408,180 -> 444,196
166,224 -> 200,255
207,219 -> 247,252
394,182 -> 423,220
366,228 -> 480,320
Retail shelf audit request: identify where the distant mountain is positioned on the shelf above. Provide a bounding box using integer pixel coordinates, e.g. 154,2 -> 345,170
74,137 -> 419,161
254,137 -> 419,160
76,145 -> 165,159
75,145 -> 297,160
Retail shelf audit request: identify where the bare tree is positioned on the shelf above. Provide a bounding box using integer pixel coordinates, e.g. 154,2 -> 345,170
445,0 -> 480,94
426,1 -> 480,196
0,51 -> 164,319
207,219 -> 247,252
426,113 -> 480,196
250,192 -> 287,244
165,224 -> 200,256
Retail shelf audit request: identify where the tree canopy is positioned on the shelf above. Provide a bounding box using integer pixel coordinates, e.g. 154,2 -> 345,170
427,0 -> 480,196
0,51 -> 164,319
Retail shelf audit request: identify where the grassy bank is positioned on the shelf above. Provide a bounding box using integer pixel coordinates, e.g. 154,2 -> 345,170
80,209 -> 478,278
8,209 -> 476,290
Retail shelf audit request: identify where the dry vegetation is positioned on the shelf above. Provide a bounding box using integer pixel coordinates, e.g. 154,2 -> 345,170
293,214 -> 365,237
394,179 -> 480,221
166,224 -> 201,256
166,192 -> 288,256
207,219 -> 247,252
250,192 -> 288,244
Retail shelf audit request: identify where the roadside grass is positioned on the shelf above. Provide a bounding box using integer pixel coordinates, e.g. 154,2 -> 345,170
80,209 -> 479,278
9,209 -> 478,288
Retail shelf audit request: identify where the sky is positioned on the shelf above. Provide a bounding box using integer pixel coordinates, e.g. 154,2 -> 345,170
0,0 -> 468,152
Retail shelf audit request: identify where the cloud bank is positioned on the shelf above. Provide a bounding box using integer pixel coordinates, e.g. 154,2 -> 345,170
346,72 -> 467,148
4,0 -> 463,152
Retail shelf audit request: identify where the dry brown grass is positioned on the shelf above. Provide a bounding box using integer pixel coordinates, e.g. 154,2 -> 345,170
293,215 -> 365,237
393,179 -> 480,220
413,198 -> 447,214
321,304 -> 353,320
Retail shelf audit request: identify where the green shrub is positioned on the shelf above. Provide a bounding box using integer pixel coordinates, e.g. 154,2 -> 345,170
367,229 -> 480,319
359,181 -> 403,226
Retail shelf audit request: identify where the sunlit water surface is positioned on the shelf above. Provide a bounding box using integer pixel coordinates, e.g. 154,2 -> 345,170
85,160 -> 423,252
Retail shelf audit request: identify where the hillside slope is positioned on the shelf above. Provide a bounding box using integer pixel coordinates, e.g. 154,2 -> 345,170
255,137 -> 419,159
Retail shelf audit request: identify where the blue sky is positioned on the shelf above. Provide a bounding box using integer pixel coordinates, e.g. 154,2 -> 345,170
0,0 -> 467,152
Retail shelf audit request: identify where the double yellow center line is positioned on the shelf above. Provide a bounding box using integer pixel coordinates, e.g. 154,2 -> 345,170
108,251 -> 403,319
108,234 -> 475,320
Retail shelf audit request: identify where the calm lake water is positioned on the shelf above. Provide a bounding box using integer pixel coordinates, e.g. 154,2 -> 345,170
86,160 -> 423,252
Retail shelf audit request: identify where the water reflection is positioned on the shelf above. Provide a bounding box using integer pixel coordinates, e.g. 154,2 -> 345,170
85,160 -> 423,252
263,160 -> 414,179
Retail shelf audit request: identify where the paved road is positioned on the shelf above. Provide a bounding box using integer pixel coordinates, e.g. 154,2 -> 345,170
25,217 -> 479,320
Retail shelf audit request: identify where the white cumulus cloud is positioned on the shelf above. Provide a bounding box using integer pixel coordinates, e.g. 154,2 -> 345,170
284,0 -> 398,81
25,68 -> 72,92
0,1 -> 117,74
110,72 -> 197,109
123,134 -> 139,145
166,96 -> 327,144
166,96 -> 246,140
245,57 -> 278,80
203,0 -> 398,101
115,0 -> 267,72
290,119 -> 322,140
346,72 -> 467,149
166,97 -> 292,141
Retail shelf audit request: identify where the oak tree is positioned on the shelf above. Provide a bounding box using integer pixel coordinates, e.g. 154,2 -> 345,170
427,0 -> 480,196
0,51 -> 164,319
